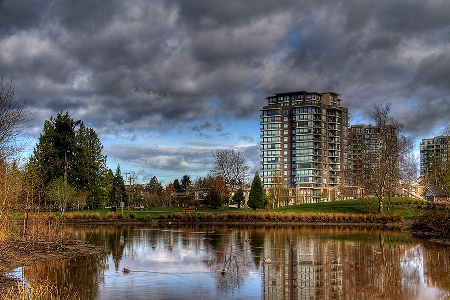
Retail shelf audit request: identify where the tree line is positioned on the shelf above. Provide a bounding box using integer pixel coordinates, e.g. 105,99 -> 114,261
134,152 -> 266,210
0,78 -> 267,213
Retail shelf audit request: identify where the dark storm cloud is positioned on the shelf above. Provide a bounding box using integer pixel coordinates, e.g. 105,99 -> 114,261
1,0 -> 449,179
414,48 -> 450,93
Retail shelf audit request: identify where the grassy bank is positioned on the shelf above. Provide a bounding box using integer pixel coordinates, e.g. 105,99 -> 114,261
273,197 -> 426,219
49,197 -> 425,221
8,197 -> 425,227
4,197 -> 435,227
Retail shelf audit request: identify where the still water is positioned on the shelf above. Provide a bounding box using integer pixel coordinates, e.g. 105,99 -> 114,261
15,225 -> 450,299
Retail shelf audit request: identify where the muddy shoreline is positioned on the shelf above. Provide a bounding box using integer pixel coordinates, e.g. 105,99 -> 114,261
0,239 -> 106,293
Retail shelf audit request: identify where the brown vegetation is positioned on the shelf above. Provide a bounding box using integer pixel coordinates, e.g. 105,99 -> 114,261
411,203 -> 450,239
168,211 -> 402,224
0,214 -> 105,295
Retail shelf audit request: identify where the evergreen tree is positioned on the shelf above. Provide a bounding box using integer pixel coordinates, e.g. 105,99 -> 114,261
103,169 -> 115,207
32,111 -> 78,185
30,111 -> 107,209
232,188 -> 245,208
205,187 -> 222,208
109,165 -> 127,207
248,173 -> 264,210
147,176 -> 163,195
72,123 -> 107,209
181,174 -> 191,192
173,179 -> 182,193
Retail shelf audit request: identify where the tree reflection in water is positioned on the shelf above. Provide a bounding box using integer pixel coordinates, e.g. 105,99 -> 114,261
18,225 -> 450,300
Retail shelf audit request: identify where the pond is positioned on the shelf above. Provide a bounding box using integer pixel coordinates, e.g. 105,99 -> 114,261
10,224 -> 450,299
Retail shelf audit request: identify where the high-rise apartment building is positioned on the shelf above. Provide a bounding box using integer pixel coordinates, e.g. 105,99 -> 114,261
260,91 -> 349,203
420,136 -> 449,184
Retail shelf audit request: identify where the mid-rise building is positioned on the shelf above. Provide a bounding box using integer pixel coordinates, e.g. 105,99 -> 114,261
347,124 -> 398,197
420,136 -> 449,184
260,91 -> 349,203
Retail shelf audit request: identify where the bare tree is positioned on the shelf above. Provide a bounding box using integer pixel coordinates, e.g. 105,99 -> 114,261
443,124 -> 450,136
357,103 -> 405,213
0,77 -> 33,160
0,78 -> 33,217
397,135 -> 418,196
267,170 -> 289,208
211,148 -> 250,205
0,160 -> 23,216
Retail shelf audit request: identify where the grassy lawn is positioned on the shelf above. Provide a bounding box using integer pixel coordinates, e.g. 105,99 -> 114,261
52,197 -> 425,220
274,197 -> 426,219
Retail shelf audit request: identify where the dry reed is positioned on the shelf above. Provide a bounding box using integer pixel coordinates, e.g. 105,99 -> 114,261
164,211 -> 402,223
2,280 -> 80,300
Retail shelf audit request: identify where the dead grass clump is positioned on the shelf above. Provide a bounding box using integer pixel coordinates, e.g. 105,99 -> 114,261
106,212 -> 124,220
199,212 -> 215,221
62,212 -> 101,221
171,213 -> 185,220
186,213 -> 199,221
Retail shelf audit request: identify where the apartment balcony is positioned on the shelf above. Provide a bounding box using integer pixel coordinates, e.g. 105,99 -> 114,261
260,121 -> 281,125
329,179 -> 340,185
260,142 -> 281,146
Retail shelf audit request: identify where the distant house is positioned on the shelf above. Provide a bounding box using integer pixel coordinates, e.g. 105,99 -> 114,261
422,186 -> 450,203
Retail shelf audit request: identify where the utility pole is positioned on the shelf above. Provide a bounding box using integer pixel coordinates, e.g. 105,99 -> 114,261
125,172 -> 133,209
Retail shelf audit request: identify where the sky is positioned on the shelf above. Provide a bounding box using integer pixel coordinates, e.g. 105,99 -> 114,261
1,0 -> 449,185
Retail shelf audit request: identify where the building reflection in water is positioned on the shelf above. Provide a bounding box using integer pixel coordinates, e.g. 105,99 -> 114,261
262,227 -> 450,300
17,225 -> 450,300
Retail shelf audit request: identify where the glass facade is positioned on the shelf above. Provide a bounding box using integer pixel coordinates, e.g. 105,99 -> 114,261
260,91 -> 348,203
